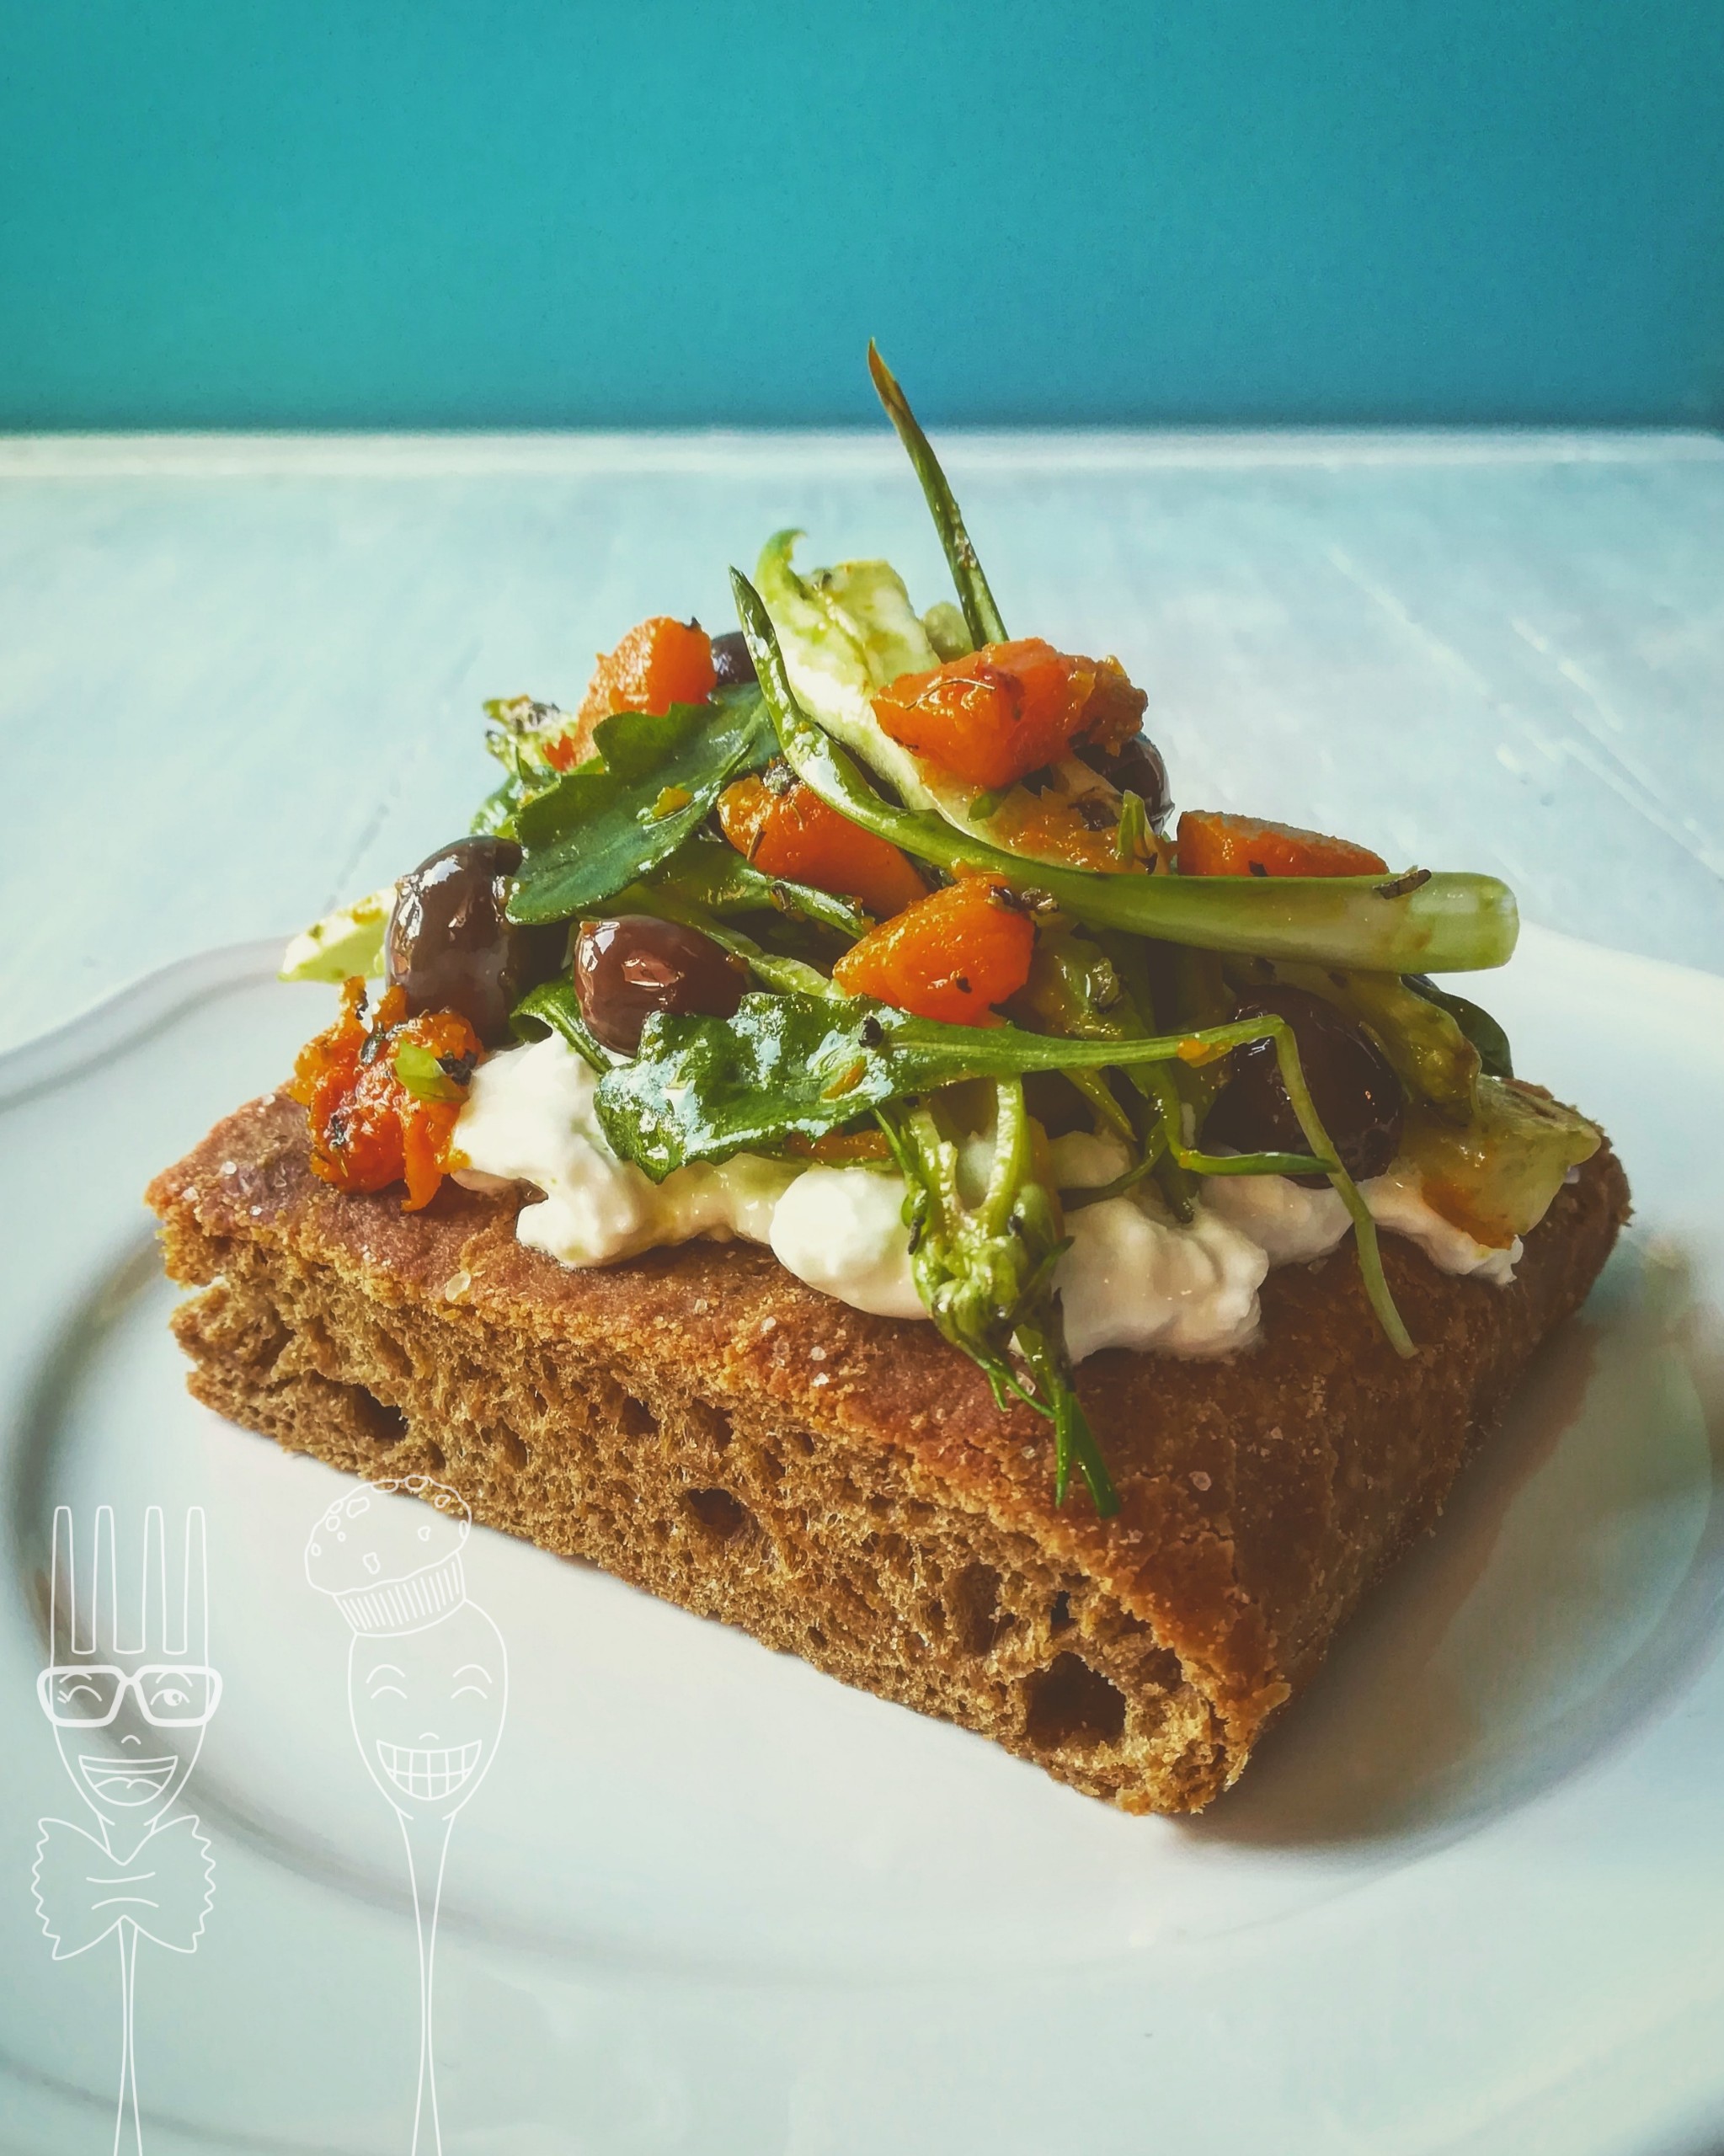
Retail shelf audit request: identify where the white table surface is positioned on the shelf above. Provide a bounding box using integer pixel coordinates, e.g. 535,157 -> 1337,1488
2,428 -> 1720,1054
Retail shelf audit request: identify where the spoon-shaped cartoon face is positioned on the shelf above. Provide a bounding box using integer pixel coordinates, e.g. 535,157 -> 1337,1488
306,1475 -> 507,1822
350,1599 -> 505,1820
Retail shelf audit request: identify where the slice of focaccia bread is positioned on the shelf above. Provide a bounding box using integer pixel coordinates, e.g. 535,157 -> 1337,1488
147,1093 -> 1628,1813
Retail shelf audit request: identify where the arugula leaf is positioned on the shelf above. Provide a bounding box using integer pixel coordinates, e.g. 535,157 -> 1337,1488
646,835 -> 872,940
511,977 -> 611,1070
392,1041 -> 467,1102
733,570 -> 1520,975
508,688 -> 771,923
594,990 -> 1310,1178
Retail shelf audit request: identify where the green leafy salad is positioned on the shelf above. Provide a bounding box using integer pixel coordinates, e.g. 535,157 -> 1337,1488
284,347 -> 1599,1518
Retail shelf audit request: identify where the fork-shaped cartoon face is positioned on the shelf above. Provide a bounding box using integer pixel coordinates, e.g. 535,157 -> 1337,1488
36,1507 -> 219,1836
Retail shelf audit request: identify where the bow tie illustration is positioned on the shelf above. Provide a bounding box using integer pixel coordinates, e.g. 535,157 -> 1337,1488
32,1812 -> 216,1959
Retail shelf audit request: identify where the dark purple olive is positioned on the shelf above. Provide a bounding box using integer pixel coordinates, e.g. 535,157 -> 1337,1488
1075,732 -> 1172,830
1204,986 -> 1403,1183
709,629 -> 757,690
386,837 -> 562,1045
574,915 -> 749,1054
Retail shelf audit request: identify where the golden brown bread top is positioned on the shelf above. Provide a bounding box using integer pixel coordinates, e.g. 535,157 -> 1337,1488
148,1094 -> 1629,1741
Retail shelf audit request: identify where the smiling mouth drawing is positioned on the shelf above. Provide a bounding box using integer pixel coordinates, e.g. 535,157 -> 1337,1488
376,1740 -> 482,1801
77,1755 -> 179,1806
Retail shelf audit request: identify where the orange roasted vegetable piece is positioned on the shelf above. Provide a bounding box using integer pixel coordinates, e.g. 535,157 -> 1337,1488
547,616 -> 718,771
1175,810 -> 1388,879
288,979 -> 483,1211
717,772 -> 929,919
871,638 -> 1147,791
831,877 -> 1035,1026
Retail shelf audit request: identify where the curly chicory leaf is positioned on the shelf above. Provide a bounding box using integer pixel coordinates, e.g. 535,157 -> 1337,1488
755,531 -> 1124,871
751,531 -> 947,809
734,569 -> 1519,974
1406,974 -> 1514,1081
507,688 -> 771,923
280,884 -> 394,983
1230,959 -> 1482,1123
472,696 -> 577,836
1400,1078 -> 1596,1246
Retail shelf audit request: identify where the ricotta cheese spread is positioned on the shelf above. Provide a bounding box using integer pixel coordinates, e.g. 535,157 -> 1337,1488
454,1033 -> 1524,1360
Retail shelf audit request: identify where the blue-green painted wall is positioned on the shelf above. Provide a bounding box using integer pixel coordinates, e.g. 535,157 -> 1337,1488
3,0 -> 1721,428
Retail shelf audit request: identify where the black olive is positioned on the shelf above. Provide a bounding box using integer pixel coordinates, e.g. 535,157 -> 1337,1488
574,915 -> 748,1054
1074,732 -> 1172,830
709,629 -> 757,690
1204,986 -> 1403,1183
386,837 -> 562,1046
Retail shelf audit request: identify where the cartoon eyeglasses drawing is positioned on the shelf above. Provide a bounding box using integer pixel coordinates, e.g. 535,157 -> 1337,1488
36,1663 -> 223,1728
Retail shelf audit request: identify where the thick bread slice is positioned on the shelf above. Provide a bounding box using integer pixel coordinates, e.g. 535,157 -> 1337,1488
147,1097 -> 1628,1812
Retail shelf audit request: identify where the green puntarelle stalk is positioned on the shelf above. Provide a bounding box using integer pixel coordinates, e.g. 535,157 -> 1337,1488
878,1083 -> 1118,1515
867,342 -> 1007,649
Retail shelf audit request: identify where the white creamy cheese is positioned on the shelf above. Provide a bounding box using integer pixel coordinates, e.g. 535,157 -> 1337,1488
1361,1163 -> 1523,1284
1204,1157 -> 1521,1283
1056,1196 -> 1268,1360
1201,1170 -> 1353,1265
452,1034 -> 797,1267
768,1166 -> 924,1318
454,1036 -> 1525,1359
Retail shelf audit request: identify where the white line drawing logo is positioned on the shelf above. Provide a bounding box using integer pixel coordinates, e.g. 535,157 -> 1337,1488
306,1476 -> 506,2156
33,1506 -> 218,2156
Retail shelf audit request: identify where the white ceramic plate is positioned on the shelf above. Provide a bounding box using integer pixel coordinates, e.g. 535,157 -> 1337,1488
2,927 -> 1721,2156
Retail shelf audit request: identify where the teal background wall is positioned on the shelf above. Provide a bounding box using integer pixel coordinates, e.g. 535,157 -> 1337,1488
3,0 -> 1722,430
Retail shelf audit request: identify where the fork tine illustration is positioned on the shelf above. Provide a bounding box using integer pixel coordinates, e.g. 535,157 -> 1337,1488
50,1505 -> 78,1666
179,1510 -> 208,1664
93,1504 -> 119,1658
141,1507 -> 167,1657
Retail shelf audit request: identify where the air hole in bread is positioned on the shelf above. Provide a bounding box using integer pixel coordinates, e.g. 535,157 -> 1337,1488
344,1385 -> 407,1445
1049,1590 -> 1074,1634
422,1438 -> 446,1473
1142,1646 -> 1183,1694
684,1486 -> 752,1542
686,1399 -> 734,1453
369,1329 -> 414,1383
1025,1654 -> 1126,1752
302,1315 -> 339,1377
496,1428 -> 529,1471
618,1396 -> 658,1440
952,1562 -> 1006,1655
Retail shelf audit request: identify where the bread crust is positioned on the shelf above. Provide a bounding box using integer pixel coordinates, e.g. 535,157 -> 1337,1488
147,1097 -> 1628,1812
